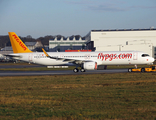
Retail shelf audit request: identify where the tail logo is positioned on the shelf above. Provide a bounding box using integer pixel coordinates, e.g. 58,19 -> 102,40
12,34 -> 27,51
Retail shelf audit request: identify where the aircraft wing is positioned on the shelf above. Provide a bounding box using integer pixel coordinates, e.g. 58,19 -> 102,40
42,48 -> 92,64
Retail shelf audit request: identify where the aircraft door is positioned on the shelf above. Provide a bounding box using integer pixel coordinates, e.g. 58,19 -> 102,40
28,54 -> 33,63
85,54 -> 90,59
133,52 -> 138,60
60,54 -> 64,58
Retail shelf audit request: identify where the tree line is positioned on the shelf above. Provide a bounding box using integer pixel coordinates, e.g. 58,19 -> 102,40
0,35 -> 85,50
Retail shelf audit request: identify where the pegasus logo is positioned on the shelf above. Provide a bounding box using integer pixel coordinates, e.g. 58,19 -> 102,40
98,53 -> 132,61
12,34 -> 27,51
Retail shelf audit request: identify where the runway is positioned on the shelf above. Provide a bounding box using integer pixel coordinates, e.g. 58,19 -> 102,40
0,63 -> 129,76
0,69 -> 128,76
0,64 -> 43,68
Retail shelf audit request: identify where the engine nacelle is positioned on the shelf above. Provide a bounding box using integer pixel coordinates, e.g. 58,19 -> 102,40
83,62 -> 97,70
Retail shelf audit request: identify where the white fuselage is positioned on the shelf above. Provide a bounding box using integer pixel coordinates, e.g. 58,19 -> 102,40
11,51 -> 154,66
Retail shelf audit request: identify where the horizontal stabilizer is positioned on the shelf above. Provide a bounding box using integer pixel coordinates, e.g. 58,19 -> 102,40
4,54 -> 21,58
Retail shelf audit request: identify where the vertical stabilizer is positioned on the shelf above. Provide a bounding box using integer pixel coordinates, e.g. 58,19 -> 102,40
8,32 -> 32,53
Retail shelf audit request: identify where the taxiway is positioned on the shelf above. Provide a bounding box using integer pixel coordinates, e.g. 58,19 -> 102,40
0,69 -> 127,76
0,64 -> 128,76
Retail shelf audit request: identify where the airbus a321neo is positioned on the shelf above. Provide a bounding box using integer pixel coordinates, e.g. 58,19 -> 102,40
7,32 -> 155,73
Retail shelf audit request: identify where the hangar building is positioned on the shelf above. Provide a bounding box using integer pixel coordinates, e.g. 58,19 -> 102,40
48,28 -> 156,58
49,36 -> 87,52
85,28 -> 156,58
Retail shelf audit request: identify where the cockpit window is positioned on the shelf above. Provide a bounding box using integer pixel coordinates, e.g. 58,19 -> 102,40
142,54 -> 149,57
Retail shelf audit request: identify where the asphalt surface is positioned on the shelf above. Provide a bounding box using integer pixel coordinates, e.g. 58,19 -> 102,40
0,64 -> 44,68
0,64 -> 128,76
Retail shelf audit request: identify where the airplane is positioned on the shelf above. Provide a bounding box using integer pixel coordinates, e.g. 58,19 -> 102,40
6,32 -> 155,73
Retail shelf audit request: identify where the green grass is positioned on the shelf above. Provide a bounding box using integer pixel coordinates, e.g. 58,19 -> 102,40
0,73 -> 156,119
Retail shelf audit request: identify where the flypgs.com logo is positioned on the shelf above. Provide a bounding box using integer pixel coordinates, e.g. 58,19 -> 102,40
12,34 -> 27,51
98,53 -> 132,61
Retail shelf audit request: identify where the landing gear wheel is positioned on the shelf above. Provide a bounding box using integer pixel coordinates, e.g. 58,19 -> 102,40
80,68 -> 85,72
73,68 -> 79,73
128,68 -> 132,72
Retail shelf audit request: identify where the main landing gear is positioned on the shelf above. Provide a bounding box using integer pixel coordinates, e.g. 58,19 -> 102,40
73,68 -> 85,73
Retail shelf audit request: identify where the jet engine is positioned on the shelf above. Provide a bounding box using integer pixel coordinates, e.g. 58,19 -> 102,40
83,62 -> 97,70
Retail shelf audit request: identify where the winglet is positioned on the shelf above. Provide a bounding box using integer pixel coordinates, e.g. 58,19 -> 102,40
42,48 -> 50,57
8,32 -> 32,53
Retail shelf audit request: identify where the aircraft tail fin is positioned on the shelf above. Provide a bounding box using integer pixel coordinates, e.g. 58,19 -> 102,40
8,32 -> 32,53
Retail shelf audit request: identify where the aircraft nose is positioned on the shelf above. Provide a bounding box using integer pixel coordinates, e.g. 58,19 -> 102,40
150,57 -> 155,63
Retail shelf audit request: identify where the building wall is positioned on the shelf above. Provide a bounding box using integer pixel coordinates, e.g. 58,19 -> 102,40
121,44 -> 154,57
27,46 -> 35,51
49,37 -> 87,52
91,30 -> 156,47
89,29 -> 156,58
